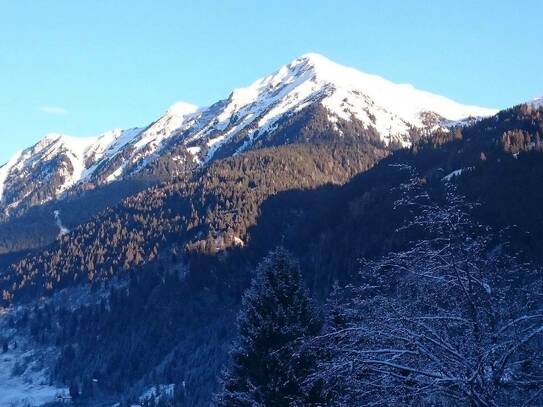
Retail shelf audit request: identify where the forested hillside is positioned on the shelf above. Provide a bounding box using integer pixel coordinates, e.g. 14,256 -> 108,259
0,104 -> 542,406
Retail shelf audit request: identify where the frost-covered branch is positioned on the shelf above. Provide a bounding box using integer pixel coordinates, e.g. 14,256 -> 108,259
307,182 -> 543,406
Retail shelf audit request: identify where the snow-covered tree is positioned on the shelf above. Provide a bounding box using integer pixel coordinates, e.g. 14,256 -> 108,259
309,177 -> 543,406
215,247 -> 322,406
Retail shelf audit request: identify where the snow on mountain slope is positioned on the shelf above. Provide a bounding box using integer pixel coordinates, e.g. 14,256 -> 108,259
0,53 -> 497,216
0,129 -> 143,215
0,103 -> 198,215
0,150 -> 22,202
43,134 -> 100,194
0,346 -> 68,406
528,96 -> 543,108
110,101 -> 199,179
183,53 -> 497,159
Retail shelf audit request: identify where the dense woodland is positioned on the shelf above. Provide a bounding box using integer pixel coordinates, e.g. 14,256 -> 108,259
213,184 -> 543,406
0,178 -> 157,254
1,139 -> 387,303
0,104 -> 542,405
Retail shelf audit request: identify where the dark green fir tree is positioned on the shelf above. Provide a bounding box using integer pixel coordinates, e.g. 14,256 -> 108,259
215,248 -> 322,406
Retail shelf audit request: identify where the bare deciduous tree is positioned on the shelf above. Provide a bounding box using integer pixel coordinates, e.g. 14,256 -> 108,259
309,173 -> 543,406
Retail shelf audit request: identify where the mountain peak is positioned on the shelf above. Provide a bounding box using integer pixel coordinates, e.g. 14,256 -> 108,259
165,101 -> 199,118
0,55 -> 500,216
285,53 -> 352,82
40,133 -> 99,156
292,52 -> 334,68
529,96 -> 543,108
271,53 -> 497,133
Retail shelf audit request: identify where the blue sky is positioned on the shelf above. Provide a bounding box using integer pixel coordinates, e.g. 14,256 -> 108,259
1,0 -> 542,163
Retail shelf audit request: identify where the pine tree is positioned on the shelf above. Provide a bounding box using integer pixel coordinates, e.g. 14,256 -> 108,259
325,282 -> 348,331
215,248 -> 322,406
69,382 -> 80,400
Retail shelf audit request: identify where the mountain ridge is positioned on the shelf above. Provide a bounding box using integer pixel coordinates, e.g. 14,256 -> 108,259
0,92 -> 541,407
0,53 -> 496,218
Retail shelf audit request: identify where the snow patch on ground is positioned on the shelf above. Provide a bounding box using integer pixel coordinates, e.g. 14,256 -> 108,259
0,343 -> 67,406
111,383 -> 176,407
442,167 -> 474,182
139,384 -> 175,402
53,210 -> 69,237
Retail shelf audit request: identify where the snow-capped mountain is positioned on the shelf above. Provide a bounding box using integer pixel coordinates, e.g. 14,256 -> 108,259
528,96 -> 543,108
0,53 -> 497,216
181,53 -> 495,157
0,104 -> 199,216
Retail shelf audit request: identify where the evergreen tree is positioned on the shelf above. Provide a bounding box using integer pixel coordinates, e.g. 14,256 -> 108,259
69,382 -> 80,400
324,282 -> 348,331
216,248 -> 322,406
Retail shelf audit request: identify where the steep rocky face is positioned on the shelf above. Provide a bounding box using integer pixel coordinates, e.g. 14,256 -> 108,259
0,134 -> 105,217
0,106 -> 199,218
178,53 -> 496,162
0,53 -> 496,218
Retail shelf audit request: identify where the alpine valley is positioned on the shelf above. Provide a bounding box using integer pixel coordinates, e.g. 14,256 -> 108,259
1,54 -> 542,406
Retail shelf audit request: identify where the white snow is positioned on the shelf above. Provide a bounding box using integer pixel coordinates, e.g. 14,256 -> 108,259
186,146 -> 202,163
108,102 -> 199,180
442,167 -> 474,182
0,130 -> 143,197
139,384 -> 175,402
0,347 -> 68,406
80,128 -> 142,181
0,53 -> 499,212
106,163 -> 127,182
133,103 -> 198,152
51,134 -> 98,194
528,96 -> 543,108
0,105 -> 191,198
53,209 -> 69,236
185,52 -> 497,159
302,53 -> 495,117
234,236 -> 245,247
0,149 -> 22,202
111,383 -> 176,407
